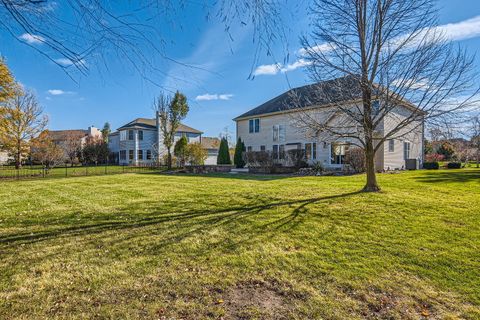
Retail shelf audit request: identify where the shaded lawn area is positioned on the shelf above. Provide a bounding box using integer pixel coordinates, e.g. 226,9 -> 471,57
0,169 -> 479,319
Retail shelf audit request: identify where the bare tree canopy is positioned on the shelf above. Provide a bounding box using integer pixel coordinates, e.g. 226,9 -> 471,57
292,0 -> 479,191
0,0 -> 287,83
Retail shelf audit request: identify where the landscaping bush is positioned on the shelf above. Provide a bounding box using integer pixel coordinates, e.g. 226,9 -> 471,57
244,151 -> 274,168
217,138 -> 231,165
345,147 -> 366,173
425,153 -> 445,162
423,161 -> 439,170
286,149 -> 307,169
233,138 -> 246,168
447,162 -> 462,169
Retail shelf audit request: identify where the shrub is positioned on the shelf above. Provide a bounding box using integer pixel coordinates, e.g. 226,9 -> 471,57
174,136 -> 188,167
447,162 -> 461,169
217,138 -> 231,165
186,142 -> 207,165
437,141 -> 455,160
244,151 -> 274,168
345,147 -> 366,173
423,161 -> 439,170
286,149 -> 307,169
233,138 -> 246,168
425,153 -> 445,162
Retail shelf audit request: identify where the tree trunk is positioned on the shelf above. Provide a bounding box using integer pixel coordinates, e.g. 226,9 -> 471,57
363,139 -> 380,192
167,150 -> 172,170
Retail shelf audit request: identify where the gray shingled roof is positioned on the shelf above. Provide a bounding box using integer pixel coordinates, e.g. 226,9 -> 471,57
117,118 -> 203,134
234,76 -> 362,120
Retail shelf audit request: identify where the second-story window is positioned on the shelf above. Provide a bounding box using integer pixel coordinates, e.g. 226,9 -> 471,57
388,139 -> 395,152
128,130 -> 134,140
249,118 -> 260,133
120,131 -> 127,141
138,130 -> 143,141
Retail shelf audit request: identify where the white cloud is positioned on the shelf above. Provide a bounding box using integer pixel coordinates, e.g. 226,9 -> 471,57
253,63 -> 282,76
54,58 -> 88,68
47,89 -> 75,95
195,93 -> 234,101
253,59 -> 312,76
18,33 -> 45,44
436,15 -> 480,41
297,43 -> 334,56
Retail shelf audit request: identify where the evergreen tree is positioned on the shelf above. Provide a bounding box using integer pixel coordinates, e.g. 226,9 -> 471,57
174,135 -> 188,167
217,137 -> 231,165
233,137 -> 246,168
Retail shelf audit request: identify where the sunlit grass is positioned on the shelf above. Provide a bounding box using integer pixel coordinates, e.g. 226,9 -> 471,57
0,169 -> 479,319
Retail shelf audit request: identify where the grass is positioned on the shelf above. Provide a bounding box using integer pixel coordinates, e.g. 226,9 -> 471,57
0,169 -> 479,319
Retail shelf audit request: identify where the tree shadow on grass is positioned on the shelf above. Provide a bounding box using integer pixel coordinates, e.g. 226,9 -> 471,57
156,172 -> 293,181
414,170 -> 480,184
0,191 -> 362,247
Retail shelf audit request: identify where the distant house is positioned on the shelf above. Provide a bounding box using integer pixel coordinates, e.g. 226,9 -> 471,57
48,126 -> 102,147
109,115 -> 217,166
0,151 -> 10,165
234,77 -> 425,171
201,137 -> 220,165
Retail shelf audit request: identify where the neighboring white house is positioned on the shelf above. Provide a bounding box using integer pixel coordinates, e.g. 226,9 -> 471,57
0,151 -> 10,165
234,78 -> 424,171
109,114 -> 219,165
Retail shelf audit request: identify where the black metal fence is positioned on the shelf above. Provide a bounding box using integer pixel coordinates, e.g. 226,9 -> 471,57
0,164 -> 165,181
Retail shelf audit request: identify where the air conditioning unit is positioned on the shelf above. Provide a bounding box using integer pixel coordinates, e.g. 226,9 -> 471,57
405,159 -> 419,170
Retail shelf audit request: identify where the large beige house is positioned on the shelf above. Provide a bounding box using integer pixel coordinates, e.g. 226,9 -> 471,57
234,77 -> 424,171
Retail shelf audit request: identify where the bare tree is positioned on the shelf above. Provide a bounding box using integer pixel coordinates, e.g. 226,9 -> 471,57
153,91 -> 189,170
63,131 -> 84,166
0,88 -> 47,168
1,1 -> 286,83
292,0 -> 478,191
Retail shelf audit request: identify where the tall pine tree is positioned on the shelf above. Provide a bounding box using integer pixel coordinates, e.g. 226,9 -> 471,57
217,137 -> 231,165
234,137 -> 245,168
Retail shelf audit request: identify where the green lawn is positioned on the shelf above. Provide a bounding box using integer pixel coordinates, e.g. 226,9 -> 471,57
0,169 -> 479,319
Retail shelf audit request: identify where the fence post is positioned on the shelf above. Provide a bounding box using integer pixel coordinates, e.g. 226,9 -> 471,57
42,166 -> 45,178
123,164 -> 125,173
86,166 -> 88,176
16,168 -> 19,180
65,163 -> 68,177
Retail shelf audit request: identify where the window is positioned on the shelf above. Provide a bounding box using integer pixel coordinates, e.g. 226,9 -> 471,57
273,125 -> 279,141
273,145 -> 279,159
247,146 -> 252,152
331,143 -> 348,164
249,118 -> 260,133
372,100 -> 380,116
305,143 -> 312,160
120,131 -> 127,141
305,143 -> 317,160
404,141 -> 411,160
260,145 -> 266,151
254,119 -> 260,133
128,130 -> 134,140
388,139 -> 395,152
146,150 -> 152,160
138,130 -> 143,141
279,145 -> 285,160
120,150 -> 126,160
128,150 -> 134,160
138,149 -> 143,160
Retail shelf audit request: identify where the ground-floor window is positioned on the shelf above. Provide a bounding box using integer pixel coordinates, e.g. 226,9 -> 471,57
138,150 -> 143,160
120,150 -> 126,160
279,145 -> 285,159
404,141 -> 411,160
331,143 -> 348,164
273,145 -> 278,159
247,146 -> 252,152
128,150 -> 134,161
260,145 -> 266,151
305,143 -> 317,160
146,150 -> 152,160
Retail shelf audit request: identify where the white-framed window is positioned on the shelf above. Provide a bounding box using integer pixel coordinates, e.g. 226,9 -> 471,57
404,141 -> 411,160
247,146 -> 252,152
146,150 -> 152,160
273,125 -> 286,142
260,145 -> 266,151
249,118 -> 260,133
331,143 -> 349,165
128,130 -> 134,140
138,130 -> 143,141
273,125 -> 279,141
279,144 -> 285,159
388,139 -> 395,152
273,145 -> 279,159
120,150 -> 126,160
120,131 -> 127,141
128,150 -> 134,160
305,143 -> 317,160
138,149 -> 143,160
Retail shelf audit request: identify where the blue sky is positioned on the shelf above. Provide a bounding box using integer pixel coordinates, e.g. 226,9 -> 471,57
1,0 -> 480,138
